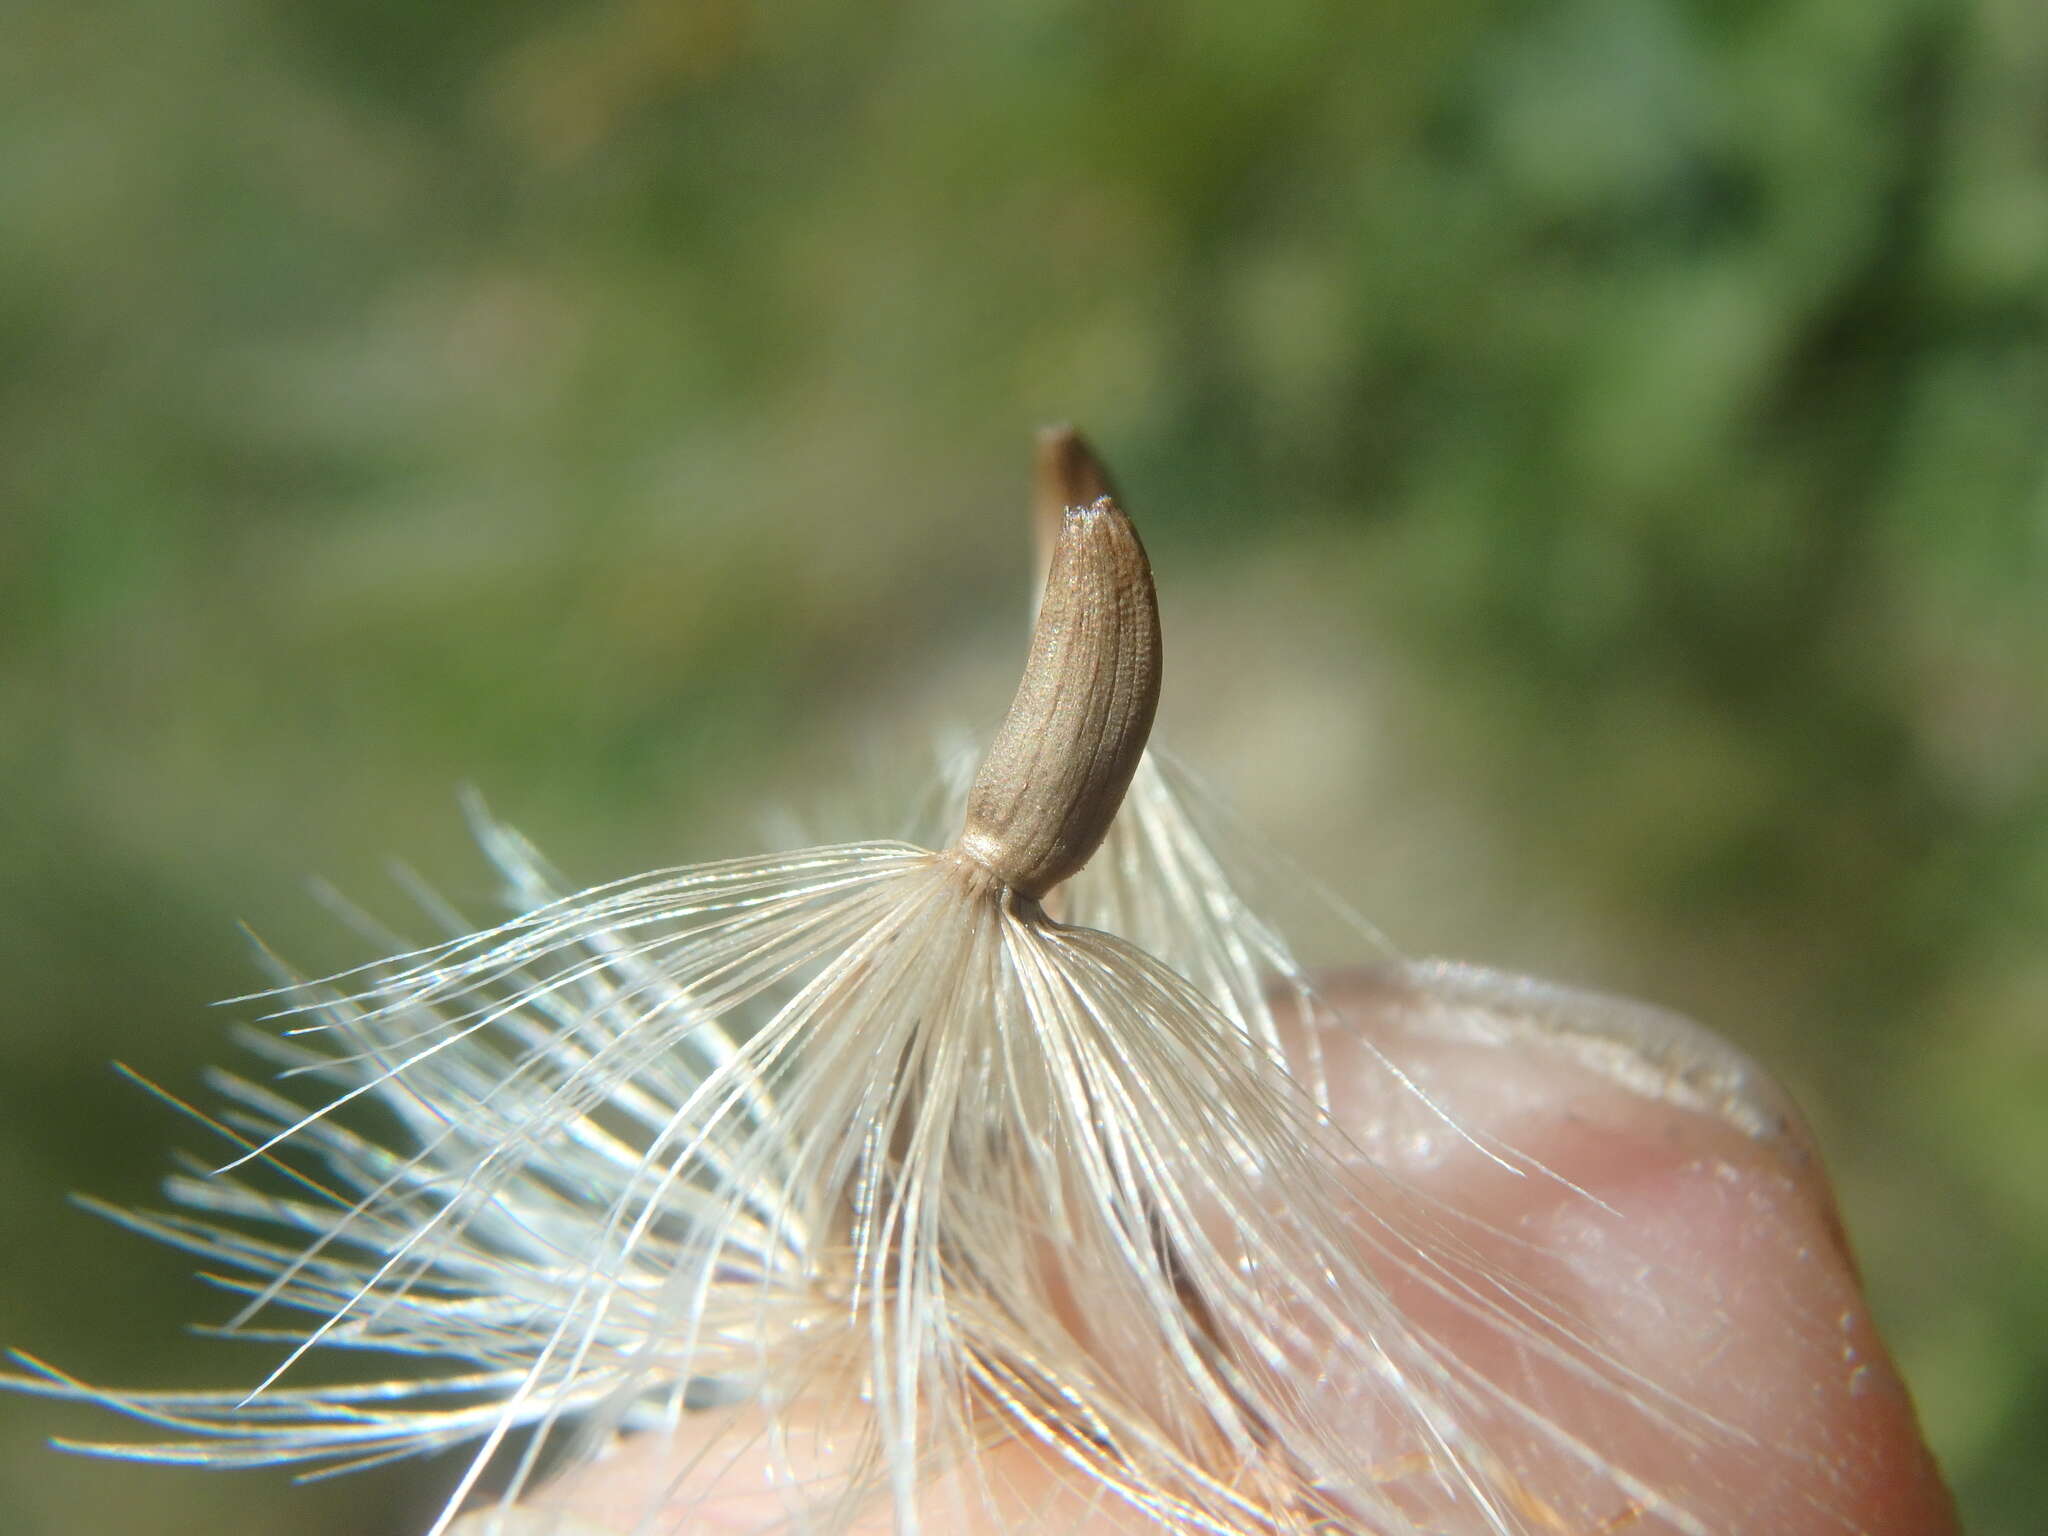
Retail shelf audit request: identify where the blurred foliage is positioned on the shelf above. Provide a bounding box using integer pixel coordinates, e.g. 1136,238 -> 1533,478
3,1 -> 2045,1532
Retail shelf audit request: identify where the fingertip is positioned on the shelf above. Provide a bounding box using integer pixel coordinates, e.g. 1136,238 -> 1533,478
1316,963 -> 1959,1535
477,965 -> 1961,1536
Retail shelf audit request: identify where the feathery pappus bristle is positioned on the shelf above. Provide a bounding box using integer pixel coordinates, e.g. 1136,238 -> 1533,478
7,435 -> 1809,1536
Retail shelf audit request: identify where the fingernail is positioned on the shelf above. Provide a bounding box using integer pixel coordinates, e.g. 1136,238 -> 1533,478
1310,959 -> 1849,1255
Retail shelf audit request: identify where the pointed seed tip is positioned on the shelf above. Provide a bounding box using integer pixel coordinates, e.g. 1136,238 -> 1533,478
1033,424 -> 1118,497
1066,491 -> 1124,522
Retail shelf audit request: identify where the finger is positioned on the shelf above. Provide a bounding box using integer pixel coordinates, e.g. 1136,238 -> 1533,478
465,965 -> 1958,1535
1311,962 -> 1958,1536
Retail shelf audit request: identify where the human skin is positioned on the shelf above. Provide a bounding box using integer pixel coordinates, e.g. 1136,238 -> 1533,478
458,963 -> 1959,1536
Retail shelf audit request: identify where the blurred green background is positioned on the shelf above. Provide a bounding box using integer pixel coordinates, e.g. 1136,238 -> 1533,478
4,1 -> 2044,1532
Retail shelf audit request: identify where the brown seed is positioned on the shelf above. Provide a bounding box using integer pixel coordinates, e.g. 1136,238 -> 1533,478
957,493 -> 1161,902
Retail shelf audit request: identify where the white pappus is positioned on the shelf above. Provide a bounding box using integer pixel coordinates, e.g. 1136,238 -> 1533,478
7,433 -> 1808,1536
